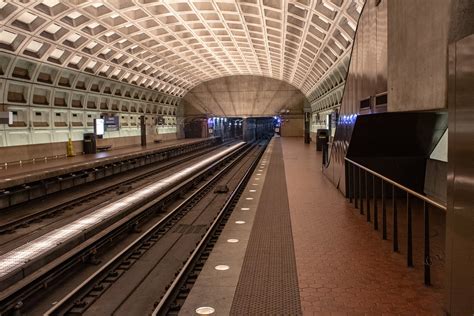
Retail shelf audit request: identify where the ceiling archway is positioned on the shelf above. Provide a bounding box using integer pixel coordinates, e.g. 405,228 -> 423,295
181,75 -> 306,117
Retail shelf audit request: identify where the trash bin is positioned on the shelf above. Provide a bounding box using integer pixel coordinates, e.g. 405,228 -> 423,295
83,133 -> 97,154
316,129 -> 329,151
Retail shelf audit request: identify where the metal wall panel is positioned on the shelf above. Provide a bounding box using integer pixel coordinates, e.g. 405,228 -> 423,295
446,33 -> 474,315
324,0 -> 387,192
376,0 -> 388,95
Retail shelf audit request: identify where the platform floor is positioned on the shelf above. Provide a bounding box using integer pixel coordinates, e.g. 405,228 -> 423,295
282,137 -> 444,314
182,137 -> 445,315
0,138 -> 205,189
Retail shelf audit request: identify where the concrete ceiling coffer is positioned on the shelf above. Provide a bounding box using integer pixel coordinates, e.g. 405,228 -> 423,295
0,0 -> 362,98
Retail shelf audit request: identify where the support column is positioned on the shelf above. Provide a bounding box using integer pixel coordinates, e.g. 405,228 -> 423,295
140,115 -> 146,146
304,111 -> 310,143
446,33 -> 474,315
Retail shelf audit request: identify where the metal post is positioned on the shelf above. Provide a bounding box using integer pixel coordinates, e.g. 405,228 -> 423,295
407,193 -> 413,267
392,185 -> 399,252
423,202 -> 431,285
382,180 -> 387,240
373,175 -> 378,230
348,163 -> 353,203
353,165 -> 358,209
366,171 -> 370,222
359,168 -> 364,214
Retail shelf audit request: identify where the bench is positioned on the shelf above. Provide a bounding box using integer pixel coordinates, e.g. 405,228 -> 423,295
154,139 -> 162,144
97,145 -> 112,152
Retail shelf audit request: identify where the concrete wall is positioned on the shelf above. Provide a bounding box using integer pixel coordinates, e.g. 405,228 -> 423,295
0,133 -> 179,164
280,115 -> 304,137
387,0 -> 451,111
0,54 -> 180,148
182,75 -> 306,117
324,0 -> 388,191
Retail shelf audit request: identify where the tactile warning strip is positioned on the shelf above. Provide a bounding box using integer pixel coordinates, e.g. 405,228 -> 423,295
230,138 -> 302,315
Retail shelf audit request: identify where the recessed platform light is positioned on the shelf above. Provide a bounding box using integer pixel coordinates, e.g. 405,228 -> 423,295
245,197 -> 253,200
196,306 -> 215,315
249,190 -> 256,192
227,238 -> 239,243
241,207 -> 250,210
235,220 -> 245,224
215,265 -> 230,271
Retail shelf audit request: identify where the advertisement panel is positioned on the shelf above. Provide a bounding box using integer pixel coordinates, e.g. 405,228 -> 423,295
105,116 -> 119,131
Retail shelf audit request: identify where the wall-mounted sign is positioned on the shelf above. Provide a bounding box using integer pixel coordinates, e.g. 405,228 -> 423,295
104,115 -> 119,131
0,112 -> 13,125
94,118 -> 105,136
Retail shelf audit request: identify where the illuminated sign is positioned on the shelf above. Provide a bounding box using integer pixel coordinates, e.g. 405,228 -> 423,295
94,118 -> 105,136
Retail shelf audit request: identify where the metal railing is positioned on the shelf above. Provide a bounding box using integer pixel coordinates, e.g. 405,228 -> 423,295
345,157 -> 446,286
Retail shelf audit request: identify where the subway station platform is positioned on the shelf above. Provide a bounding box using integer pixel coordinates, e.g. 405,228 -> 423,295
0,138 -> 213,190
181,137 -> 445,315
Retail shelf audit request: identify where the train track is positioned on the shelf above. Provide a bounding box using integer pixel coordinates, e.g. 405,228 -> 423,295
42,141 -> 266,315
0,141 -> 252,315
0,141 -> 233,235
153,141 -> 266,316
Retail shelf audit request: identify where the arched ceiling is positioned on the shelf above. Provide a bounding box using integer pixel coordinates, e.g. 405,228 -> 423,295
0,0 -> 362,98
182,75 -> 306,117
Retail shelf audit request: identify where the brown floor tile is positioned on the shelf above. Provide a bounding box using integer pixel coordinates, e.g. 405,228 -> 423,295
280,137 -> 445,315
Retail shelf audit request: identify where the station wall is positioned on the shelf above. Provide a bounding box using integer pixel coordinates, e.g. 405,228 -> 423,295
0,53 -> 180,157
181,75 -> 306,118
280,114 -> 304,137
387,0 -> 451,111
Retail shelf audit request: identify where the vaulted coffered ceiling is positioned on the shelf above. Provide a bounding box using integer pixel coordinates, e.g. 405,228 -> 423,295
0,0 -> 362,98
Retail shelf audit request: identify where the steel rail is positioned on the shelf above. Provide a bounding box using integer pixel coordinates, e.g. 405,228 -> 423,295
152,141 -> 266,316
0,142 -> 248,315
43,143 -> 257,315
0,142 -> 232,234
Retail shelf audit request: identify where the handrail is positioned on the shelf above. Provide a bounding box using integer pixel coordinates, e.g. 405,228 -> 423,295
345,157 -> 446,211
345,156 -> 444,286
